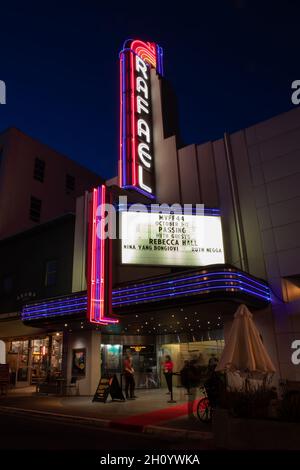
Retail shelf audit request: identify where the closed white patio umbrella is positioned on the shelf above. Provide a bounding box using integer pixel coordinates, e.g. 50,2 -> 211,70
216,304 -> 276,376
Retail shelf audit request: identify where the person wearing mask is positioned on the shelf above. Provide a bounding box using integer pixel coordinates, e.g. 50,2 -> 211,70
163,355 -> 174,394
123,353 -> 137,400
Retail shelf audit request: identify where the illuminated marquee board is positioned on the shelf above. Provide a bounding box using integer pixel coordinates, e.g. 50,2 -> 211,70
121,212 -> 225,267
119,39 -> 163,199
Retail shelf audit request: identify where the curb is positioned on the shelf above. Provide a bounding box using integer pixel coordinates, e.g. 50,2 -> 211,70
0,406 -> 110,428
0,405 -> 213,441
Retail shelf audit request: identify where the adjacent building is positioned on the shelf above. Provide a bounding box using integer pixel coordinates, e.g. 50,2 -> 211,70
1,39 -> 300,395
0,127 -> 102,240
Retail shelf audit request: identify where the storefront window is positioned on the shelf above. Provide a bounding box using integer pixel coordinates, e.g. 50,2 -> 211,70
101,345 -> 122,376
31,338 -> 49,383
7,340 -> 29,383
101,344 -> 158,389
123,345 -> 158,389
159,339 -> 225,387
50,333 -> 63,374
5,333 -> 64,386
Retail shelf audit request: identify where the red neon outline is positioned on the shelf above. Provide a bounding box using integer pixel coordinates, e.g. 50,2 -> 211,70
87,185 -> 118,325
119,39 -> 158,193
130,40 -> 157,68
119,54 -> 123,187
130,51 -> 137,186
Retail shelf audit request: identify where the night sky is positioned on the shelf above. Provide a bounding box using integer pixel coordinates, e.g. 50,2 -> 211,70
1,1 -> 299,179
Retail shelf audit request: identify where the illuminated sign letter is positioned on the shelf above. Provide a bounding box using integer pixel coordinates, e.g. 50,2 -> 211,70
136,76 -> 148,99
137,95 -> 149,114
136,55 -> 148,79
138,165 -> 152,194
137,119 -> 150,143
138,142 -> 151,168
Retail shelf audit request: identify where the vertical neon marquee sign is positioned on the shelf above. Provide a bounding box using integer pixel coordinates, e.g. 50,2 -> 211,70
119,39 -> 164,199
87,185 -> 118,325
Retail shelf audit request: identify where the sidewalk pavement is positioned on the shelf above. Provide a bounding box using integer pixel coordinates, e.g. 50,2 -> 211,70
0,386 -> 213,444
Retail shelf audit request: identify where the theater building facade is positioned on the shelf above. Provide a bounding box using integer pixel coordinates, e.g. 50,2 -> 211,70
3,39 -> 300,394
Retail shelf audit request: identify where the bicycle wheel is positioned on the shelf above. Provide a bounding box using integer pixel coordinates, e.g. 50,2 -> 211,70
197,397 -> 212,423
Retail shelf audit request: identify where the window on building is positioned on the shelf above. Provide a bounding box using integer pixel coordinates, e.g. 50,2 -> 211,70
29,196 -> 42,222
65,174 -> 75,194
34,157 -> 45,182
45,260 -> 58,287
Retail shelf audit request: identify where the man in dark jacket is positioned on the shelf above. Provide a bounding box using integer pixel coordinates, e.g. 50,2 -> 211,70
123,354 -> 137,400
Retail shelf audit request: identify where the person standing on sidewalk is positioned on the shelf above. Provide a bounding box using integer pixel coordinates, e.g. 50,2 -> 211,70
123,353 -> 137,400
163,355 -> 174,394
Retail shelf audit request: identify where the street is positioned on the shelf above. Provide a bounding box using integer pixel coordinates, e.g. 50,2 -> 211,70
0,410 -> 212,451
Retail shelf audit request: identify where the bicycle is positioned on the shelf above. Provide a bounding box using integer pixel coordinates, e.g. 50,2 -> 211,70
196,385 -> 212,423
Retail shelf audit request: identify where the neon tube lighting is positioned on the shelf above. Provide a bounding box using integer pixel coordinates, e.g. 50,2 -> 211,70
116,204 -> 220,215
87,186 -> 118,325
119,39 -> 163,197
112,279 -> 269,302
22,273 -> 270,321
113,271 -> 269,295
112,285 -> 271,306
